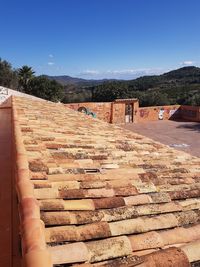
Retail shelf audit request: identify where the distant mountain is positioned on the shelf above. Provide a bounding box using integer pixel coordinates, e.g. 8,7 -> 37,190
90,66 -> 200,106
126,66 -> 200,85
44,66 -> 200,106
163,66 -> 200,79
44,75 -> 91,85
45,66 -> 200,86
44,75 -> 116,86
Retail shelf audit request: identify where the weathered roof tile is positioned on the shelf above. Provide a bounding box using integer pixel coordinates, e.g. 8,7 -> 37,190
12,96 -> 200,266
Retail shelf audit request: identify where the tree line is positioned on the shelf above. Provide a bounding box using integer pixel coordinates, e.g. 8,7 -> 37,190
62,66 -> 200,106
1,57 -> 200,106
0,58 -> 64,102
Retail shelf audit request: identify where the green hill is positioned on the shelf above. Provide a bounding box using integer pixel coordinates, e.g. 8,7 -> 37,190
1,55 -> 199,106
87,66 -> 200,106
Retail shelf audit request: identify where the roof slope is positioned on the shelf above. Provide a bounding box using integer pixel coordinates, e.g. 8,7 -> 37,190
12,96 -> 200,267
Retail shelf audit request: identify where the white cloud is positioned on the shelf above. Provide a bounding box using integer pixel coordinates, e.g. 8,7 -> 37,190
181,60 -> 195,66
78,68 -> 165,80
107,68 -> 163,75
48,62 -> 55,66
81,69 -> 100,75
49,54 -> 54,58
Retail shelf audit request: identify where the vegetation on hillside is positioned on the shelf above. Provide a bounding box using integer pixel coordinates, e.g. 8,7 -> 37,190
0,58 -> 18,89
0,57 -> 200,106
90,67 -> 200,106
0,58 -> 64,102
59,66 -> 200,106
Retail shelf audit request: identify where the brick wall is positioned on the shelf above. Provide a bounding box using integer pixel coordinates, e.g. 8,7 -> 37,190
66,102 -> 136,124
137,105 -> 181,122
66,102 -> 113,123
65,102 -> 200,124
111,103 -> 125,124
180,105 -> 200,122
137,105 -> 200,122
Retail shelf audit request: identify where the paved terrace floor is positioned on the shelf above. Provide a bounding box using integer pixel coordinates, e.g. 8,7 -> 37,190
123,120 -> 200,158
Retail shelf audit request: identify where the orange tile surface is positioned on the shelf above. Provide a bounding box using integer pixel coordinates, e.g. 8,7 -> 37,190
8,97 -> 200,266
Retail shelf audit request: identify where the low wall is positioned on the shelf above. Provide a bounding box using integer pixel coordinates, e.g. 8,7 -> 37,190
66,100 -> 139,124
180,105 -> 200,122
66,102 -> 113,123
137,105 -> 200,123
66,102 -> 200,124
137,105 -> 181,122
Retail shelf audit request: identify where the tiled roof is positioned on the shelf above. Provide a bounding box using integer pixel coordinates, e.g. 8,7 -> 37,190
12,96 -> 200,267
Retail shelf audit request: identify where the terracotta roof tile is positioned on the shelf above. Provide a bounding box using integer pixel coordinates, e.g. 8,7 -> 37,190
124,194 -> 152,206
49,242 -> 89,264
182,240 -> 200,263
86,236 -> 132,263
11,96 -> 200,266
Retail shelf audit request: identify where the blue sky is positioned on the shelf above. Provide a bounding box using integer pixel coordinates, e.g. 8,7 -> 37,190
1,0 -> 200,79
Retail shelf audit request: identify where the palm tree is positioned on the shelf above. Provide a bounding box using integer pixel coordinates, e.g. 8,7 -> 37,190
18,65 -> 35,92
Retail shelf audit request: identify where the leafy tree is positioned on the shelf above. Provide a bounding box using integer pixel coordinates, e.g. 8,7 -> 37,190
193,93 -> 200,106
93,82 -> 129,102
0,58 -> 18,88
184,92 -> 200,106
28,76 -> 64,102
18,65 -> 35,92
140,91 -> 170,107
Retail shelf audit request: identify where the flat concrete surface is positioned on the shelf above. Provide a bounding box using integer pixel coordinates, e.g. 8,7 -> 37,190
123,120 -> 200,158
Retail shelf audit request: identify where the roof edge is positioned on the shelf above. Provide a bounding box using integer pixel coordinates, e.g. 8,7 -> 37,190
11,96 -> 52,267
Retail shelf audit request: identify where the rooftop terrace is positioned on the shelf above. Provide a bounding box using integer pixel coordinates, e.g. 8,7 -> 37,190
124,120 -> 200,158
0,96 -> 200,267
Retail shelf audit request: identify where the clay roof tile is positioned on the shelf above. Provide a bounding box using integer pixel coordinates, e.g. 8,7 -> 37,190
11,96 -> 200,266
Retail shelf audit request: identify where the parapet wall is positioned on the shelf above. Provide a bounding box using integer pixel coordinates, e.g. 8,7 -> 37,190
66,101 -> 200,124
67,102 -> 113,123
137,105 -> 200,122
66,99 -> 139,124
137,105 -> 181,122
180,105 -> 200,122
